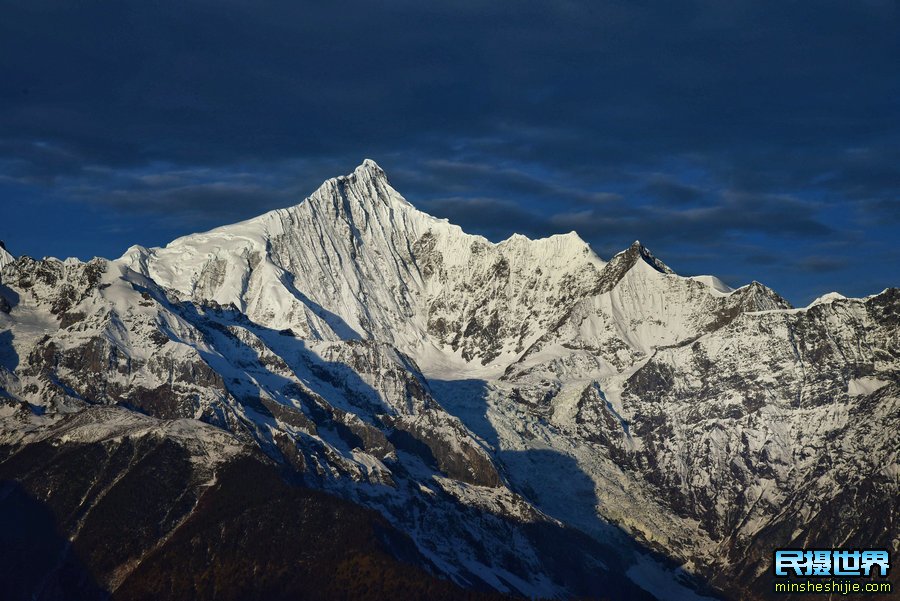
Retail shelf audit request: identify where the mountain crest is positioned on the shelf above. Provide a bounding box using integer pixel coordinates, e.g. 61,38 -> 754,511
626,240 -> 674,275
353,158 -> 387,180
590,240 -> 675,295
331,158 -> 390,190
306,159 -> 411,218
736,280 -> 793,311
117,160 -> 806,373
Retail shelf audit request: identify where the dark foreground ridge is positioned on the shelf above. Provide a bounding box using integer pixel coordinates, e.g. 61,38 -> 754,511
0,429 -> 515,601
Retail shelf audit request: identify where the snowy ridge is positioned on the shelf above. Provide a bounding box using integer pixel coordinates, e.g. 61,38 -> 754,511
807,291 -> 846,307
120,160 -> 610,372
117,161 -> 791,381
688,275 -> 734,295
0,405 -> 247,467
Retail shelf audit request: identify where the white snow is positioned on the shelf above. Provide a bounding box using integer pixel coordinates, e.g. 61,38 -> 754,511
689,274 -> 734,294
808,291 -> 846,307
847,376 -> 889,397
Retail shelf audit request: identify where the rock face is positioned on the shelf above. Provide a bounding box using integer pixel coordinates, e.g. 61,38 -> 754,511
0,160 -> 897,601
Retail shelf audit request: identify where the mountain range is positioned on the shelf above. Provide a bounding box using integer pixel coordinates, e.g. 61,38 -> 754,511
1,160 -> 896,600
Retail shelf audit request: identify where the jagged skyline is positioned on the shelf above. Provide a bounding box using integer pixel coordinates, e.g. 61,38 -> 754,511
1,2 -> 897,304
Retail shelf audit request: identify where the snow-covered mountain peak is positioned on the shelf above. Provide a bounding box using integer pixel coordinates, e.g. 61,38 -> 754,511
355,157 -> 387,179
299,159 -> 422,224
586,240 -> 677,298
808,291 -> 846,307
496,230 -> 604,268
332,157 -> 387,185
736,280 -> 793,310
625,240 -> 674,275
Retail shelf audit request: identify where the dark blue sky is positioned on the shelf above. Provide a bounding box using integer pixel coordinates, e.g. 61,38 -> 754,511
1,1 -> 898,305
